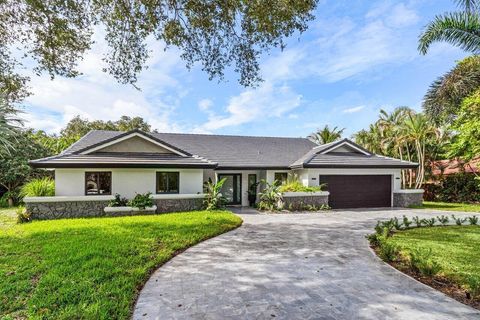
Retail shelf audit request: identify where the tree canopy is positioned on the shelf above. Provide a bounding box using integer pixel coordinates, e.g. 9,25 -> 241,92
0,130 -> 51,205
0,0 -> 318,102
0,97 -> 23,151
308,125 -> 344,145
60,115 -> 153,138
354,107 -> 446,188
449,88 -> 480,161
422,56 -> 480,125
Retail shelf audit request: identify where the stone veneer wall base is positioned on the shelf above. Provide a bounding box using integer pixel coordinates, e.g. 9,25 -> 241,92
26,197 -> 205,220
393,190 -> 424,208
283,195 -> 329,210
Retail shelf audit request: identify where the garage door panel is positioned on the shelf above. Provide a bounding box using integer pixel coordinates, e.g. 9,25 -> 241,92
319,175 -> 391,209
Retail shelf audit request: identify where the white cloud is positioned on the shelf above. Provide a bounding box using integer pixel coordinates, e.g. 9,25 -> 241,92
342,105 -> 365,114
198,82 -> 302,131
388,3 -> 419,28
257,2 -> 420,84
23,33 -> 186,134
198,98 -> 213,111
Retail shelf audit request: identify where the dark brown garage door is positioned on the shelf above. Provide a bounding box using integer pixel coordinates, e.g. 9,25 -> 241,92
319,175 -> 392,209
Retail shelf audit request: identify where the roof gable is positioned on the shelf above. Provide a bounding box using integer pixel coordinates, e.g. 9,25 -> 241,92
318,139 -> 371,156
95,135 -> 174,154
75,130 -> 190,156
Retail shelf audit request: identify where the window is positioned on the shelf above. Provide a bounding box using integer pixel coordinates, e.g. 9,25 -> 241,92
274,172 -> 288,184
85,172 -> 111,195
156,172 -> 180,194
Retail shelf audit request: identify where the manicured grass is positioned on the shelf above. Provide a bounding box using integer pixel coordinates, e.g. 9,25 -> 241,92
388,226 -> 480,285
411,201 -> 480,212
0,208 -> 242,319
0,207 -> 16,227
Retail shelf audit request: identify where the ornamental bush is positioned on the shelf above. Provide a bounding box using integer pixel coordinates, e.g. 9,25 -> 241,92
19,178 -> 55,198
425,173 -> 480,203
128,192 -> 153,209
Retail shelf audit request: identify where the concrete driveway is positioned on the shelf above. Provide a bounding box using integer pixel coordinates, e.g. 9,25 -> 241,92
133,208 -> 480,320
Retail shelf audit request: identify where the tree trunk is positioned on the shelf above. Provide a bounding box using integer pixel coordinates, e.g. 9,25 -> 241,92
7,197 -> 14,207
398,146 -> 406,189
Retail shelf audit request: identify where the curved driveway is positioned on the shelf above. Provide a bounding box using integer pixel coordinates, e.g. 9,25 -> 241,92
134,208 -> 480,320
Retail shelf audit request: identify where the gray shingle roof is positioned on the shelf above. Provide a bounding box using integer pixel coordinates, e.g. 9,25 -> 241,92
30,152 -> 216,168
297,152 -> 418,168
289,139 -> 417,169
31,130 -> 418,169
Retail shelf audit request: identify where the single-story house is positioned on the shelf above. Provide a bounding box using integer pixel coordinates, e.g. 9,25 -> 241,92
27,129 -> 422,219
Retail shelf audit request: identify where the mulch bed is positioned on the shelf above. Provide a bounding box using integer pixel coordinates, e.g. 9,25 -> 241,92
371,245 -> 480,310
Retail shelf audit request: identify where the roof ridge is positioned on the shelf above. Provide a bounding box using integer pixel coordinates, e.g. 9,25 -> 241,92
87,129 -> 312,141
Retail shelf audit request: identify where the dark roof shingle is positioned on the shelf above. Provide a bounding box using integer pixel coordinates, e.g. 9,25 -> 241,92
31,130 -> 418,169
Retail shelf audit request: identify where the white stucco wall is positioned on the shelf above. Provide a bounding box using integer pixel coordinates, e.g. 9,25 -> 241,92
55,168 -> 203,198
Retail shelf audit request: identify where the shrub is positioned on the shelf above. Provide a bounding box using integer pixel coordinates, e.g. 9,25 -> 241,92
128,192 -> 153,209
374,221 -> 384,234
108,194 -> 128,207
413,216 -> 423,227
467,276 -> 480,299
392,217 -> 403,230
436,215 -> 449,226
203,178 -> 227,211
257,180 -> 283,211
451,214 -> 467,226
279,181 -> 322,192
426,173 -> 480,203
378,238 -> 397,262
16,206 -> 31,223
402,215 -> 412,228
422,218 -> 436,227
19,178 -> 55,198
468,216 -> 479,225
408,248 -> 441,277
0,193 -> 9,208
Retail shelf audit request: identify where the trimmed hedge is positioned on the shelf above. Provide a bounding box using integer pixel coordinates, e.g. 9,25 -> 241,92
425,173 -> 480,203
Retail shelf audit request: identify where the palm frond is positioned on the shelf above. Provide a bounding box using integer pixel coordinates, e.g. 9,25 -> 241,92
454,0 -> 480,12
0,98 -> 23,151
422,55 -> 480,124
419,11 -> 480,54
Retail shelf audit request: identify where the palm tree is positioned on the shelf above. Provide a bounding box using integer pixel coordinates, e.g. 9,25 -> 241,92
0,98 -> 22,151
418,0 -> 480,55
422,55 -> 480,125
402,113 -> 439,188
308,125 -> 345,145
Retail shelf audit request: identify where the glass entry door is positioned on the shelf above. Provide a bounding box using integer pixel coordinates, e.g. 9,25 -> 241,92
218,174 -> 242,205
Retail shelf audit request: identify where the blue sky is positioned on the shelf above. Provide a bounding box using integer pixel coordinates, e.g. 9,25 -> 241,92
24,0 -> 467,138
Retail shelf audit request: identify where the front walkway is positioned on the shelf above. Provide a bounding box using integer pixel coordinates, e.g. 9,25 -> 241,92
133,208 -> 480,320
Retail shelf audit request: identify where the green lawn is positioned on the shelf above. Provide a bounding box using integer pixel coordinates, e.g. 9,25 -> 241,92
0,207 -> 242,319
388,226 -> 480,285
411,201 -> 480,212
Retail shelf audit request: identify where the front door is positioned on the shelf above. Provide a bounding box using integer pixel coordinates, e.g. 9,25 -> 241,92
218,174 -> 242,205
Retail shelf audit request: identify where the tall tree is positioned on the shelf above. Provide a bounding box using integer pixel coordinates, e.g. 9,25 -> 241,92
0,0 -> 318,102
418,0 -> 480,55
449,88 -> 480,165
422,56 -> 480,125
0,130 -> 50,206
60,115 -> 153,139
0,96 -> 23,151
354,108 -> 442,189
308,125 -> 345,145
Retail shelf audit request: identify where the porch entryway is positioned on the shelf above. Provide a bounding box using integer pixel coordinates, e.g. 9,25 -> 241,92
218,174 -> 242,205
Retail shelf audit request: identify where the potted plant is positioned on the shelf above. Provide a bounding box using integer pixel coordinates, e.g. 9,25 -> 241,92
247,182 -> 259,207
